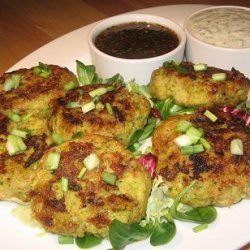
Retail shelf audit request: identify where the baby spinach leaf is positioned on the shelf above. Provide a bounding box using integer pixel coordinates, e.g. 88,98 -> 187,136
75,234 -> 103,249
150,222 -> 176,246
76,60 -> 99,85
175,206 -> 217,224
153,97 -> 196,120
109,220 -> 153,250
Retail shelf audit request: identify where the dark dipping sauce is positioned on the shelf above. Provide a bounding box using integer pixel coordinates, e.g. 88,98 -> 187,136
94,22 -> 179,59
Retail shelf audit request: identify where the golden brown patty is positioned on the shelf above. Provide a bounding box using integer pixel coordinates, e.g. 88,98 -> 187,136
0,114 -> 49,202
30,134 -> 151,237
49,83 -> 151,146
0,64 -> 77,202
150,61 -> 250,107
152,108 -> 250,207
0,64 -> 77,118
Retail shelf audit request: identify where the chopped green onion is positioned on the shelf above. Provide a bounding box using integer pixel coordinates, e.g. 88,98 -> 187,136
33,62 -> 52,78
176,120 -> 193,132
71,131 -> 83,139
83,153 -> 100,170
193,63 -> 207,72
89,87 -> 107,97
106,102 -> 113,115
3,74 -> 21,91
106,86 -> 115,92
174,134 -> 192,147
77,167 -> 87,179
7,110 -> 21,122
63,80 -> 78,91
199,138 -> 211,150
61,177 -> 68,192
52,132 -> 64,145
230,139 -> 244,155
46,152 -> 60,170
95,102 -> 104,110
102,171 -> 117,185
185,127 -> 203,144
58,235 -> 74,244
82,101 -> 95,113
6,134 -> 27,156
212,73 -> 226,81
204,110 -> 218,122
10,129 -> 28,139
181,144 -> 204,155
65,101 -> 81,109
192,224 -> 208,233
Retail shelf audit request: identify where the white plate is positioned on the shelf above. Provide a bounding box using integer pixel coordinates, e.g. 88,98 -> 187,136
2,4 -> 250,250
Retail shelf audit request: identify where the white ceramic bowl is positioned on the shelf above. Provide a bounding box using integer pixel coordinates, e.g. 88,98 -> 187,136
184,6 -> 250,78
88,14 -> 186,84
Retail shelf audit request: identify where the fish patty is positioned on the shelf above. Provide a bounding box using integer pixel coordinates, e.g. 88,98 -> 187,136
150,61 -> 250,107
0,64 -> 76,202
0,64 -> 77,118
49,83 -> 151,146
152,108 -> 250,207
30,134 -> 151,237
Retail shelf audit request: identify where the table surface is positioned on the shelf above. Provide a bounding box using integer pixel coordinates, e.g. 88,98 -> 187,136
1,0 -> 250,74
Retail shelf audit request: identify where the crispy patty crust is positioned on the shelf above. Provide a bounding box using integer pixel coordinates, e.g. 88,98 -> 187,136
150,62 -> 250,107
0,64 -> 77,118
49,83 -> 151,146
152,108 -> 250,207
30,134 -> 151,237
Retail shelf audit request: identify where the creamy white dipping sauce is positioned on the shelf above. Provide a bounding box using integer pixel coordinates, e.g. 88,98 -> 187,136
187,7 -> 250,49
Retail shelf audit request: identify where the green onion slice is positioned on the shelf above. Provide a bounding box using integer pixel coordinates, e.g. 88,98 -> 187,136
3,74 -> 21,91
89,87 -> 107,97
6,134 -> 27,156
10,129 -> 28,139
204,110 -> 218,122
193,63 -> 207,72
174,134 -> 192,147
212,73 -> 226,81
199,138 -> 211,150
83,153 -> 100,170
106,102 -> 113,115
102,171 -> 117,185
52,132 -> 64,145
7,110 -> 21,122
61,177 -> 68,192
63,80 -> 78,91
230,139 -> 244,155
193,224 -> 208,233
77,167 -> 87,179
82,101 -> 95,113
176,120 -> 193,132
58,235 -> 74,244
185,126 -> 203,144
181,144 -> 204,155
106,86 -> 115,92
33,62 -> 52,78
65,101 -> 82,109
46,152 -> 60,170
